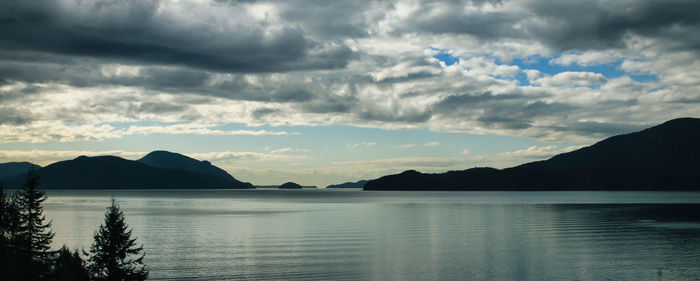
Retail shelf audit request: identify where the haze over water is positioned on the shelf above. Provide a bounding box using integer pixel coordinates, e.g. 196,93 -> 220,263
43,189 -> 700,280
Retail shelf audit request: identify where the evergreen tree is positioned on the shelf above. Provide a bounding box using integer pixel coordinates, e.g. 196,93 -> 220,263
0,184 -> 22,280
87,198 -> 148,281
51,245 -> 91,281
12,170 -> 55,281
0,184 -> 12,252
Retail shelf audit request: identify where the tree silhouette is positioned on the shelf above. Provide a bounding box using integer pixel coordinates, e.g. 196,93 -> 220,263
86,198 -> 148,281
51,245 -> 91,281
12,170 -> 55,281
0,184 -> 22,280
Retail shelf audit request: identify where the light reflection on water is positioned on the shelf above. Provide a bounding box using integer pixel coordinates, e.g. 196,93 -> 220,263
43,190 -> 700,280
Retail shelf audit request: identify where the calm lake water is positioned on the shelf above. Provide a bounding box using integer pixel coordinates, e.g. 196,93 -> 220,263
43,189 -> 700,280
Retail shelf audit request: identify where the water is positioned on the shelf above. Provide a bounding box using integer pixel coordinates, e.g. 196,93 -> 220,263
43,190 -> 700,280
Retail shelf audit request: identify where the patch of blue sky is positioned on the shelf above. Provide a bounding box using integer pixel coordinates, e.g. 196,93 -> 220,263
513,55 -> 658,84
431,50 -> 657,85
628,74 -> 658,82
432,50 -> 459,66
512,55 -> 624,77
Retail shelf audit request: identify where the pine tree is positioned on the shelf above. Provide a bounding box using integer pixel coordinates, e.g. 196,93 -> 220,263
12,170 -> 55,281
0,184 -> 21,280
0,184 -> 12,252
87,198 -> 148,281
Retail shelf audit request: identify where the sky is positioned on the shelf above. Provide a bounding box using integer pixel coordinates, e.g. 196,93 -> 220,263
1,0 -> 699,187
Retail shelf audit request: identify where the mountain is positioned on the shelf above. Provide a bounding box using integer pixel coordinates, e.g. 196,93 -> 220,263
257,184 -> 317,189
365,118 -> 700,191
326,180 -> 367,188
0,162 -> 41,181
1,155 -> 254,189
278,182 -> 303,189
138,150 -> 236,181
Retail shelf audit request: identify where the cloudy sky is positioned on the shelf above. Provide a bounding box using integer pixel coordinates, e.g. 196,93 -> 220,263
1,0 -> 699,186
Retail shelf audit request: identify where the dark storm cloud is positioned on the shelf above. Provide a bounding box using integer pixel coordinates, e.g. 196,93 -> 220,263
526,0 -> 700,51
0,0 -> 354,73
2,0 -> 698,76
398,0 -> 700,51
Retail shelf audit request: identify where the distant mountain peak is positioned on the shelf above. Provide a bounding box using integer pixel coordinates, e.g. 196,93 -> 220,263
138,150 -> 238,182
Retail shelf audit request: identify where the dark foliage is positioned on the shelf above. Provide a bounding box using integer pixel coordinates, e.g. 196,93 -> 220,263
0,184 -> 21,280
50,246 -> 90,281
10,170 -> 56,281
86,199 -> 148,281
365,118 -> 700,190
1,173 -> 148,280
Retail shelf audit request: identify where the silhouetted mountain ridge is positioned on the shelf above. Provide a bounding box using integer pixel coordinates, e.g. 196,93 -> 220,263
138,150 -> 236,181
326,180 -> 368,188
365,118 -> 700,190
0,162 -> 41,181
1,153 -> 254,189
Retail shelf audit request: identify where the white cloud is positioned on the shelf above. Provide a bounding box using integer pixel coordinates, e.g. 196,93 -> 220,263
0,121 -> 299,143
125,123 -> 299,136
347,142 -> 377,149
498,145 -> 584,159
550,51 -> 621,66
268,147 -> 293,154
331,157 -> 470,170
369,61 -> 441,82
0,122 -> 120,143
534,72 -> 607,87
187,151 -> 308,163
422,142 -> 440,146
391,144 -> 416,149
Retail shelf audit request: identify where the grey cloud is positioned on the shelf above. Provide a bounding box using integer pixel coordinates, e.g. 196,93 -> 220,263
398,2 -> 523,39
0,108 -> 31,125
434,92 -> 576,130
393,0 -> 700,52
301,95 -> 357,114
251,108 -> 280,119
548,121 -> 648,137
279,1 -> 375,39
136,102 -> 188,114
526,0 -> 700,51
358,109 -> 432,123
0,0 -> 355,73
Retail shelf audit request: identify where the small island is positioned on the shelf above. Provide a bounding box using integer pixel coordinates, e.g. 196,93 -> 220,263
278,182 -> 303,189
